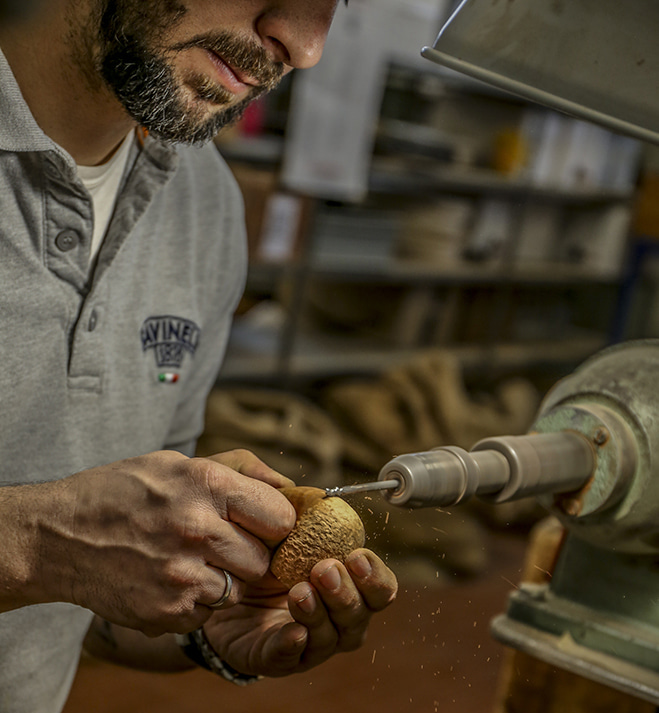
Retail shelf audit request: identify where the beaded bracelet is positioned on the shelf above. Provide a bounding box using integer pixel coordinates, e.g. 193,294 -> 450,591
175,627 -> 262,686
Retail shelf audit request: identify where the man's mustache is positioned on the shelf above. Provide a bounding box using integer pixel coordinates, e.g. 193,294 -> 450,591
172,33 -> 285,90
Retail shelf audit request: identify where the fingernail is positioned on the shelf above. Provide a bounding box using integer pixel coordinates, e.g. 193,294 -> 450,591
319,564 -> 341,592
347,553 -> 372,579
295,585 -> 316,614
284,625 -> 308,653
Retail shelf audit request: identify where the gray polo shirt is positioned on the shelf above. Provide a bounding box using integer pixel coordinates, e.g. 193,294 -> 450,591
0,49 -> 247,712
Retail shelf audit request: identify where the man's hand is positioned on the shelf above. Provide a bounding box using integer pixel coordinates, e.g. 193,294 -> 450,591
202,549 -> 397,677
20,449 -> 296,636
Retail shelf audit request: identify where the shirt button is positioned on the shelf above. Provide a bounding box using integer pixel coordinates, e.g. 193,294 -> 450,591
55,230 -> 79,252
88,310 -> 98,332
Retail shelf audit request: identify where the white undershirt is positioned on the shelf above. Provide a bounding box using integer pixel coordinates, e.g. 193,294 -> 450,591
76,130 -> 135,264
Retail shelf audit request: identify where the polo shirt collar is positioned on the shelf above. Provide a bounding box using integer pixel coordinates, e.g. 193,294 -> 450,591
0,46 -> 58,155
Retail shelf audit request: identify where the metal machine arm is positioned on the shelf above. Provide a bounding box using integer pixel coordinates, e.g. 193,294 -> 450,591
376,341 -> 659,703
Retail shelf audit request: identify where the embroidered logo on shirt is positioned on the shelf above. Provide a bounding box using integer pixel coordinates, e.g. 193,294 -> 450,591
141,315 -> 200,382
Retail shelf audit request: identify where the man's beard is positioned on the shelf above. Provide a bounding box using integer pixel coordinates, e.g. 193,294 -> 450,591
94,1 -> 285,145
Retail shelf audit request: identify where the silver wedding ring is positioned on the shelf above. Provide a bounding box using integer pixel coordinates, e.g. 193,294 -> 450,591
208,569 -> 233,610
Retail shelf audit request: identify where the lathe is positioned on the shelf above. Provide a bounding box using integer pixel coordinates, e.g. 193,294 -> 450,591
377,340 -> 659,703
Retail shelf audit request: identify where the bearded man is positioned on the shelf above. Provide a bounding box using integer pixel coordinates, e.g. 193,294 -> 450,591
0,2 -> 397,711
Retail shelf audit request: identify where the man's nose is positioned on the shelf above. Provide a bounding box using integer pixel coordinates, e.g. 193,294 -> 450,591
256,0 -> 338,69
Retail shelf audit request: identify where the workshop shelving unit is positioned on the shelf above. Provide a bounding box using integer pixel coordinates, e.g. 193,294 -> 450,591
216,66 -> 640,387
218,177 -> 631,383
